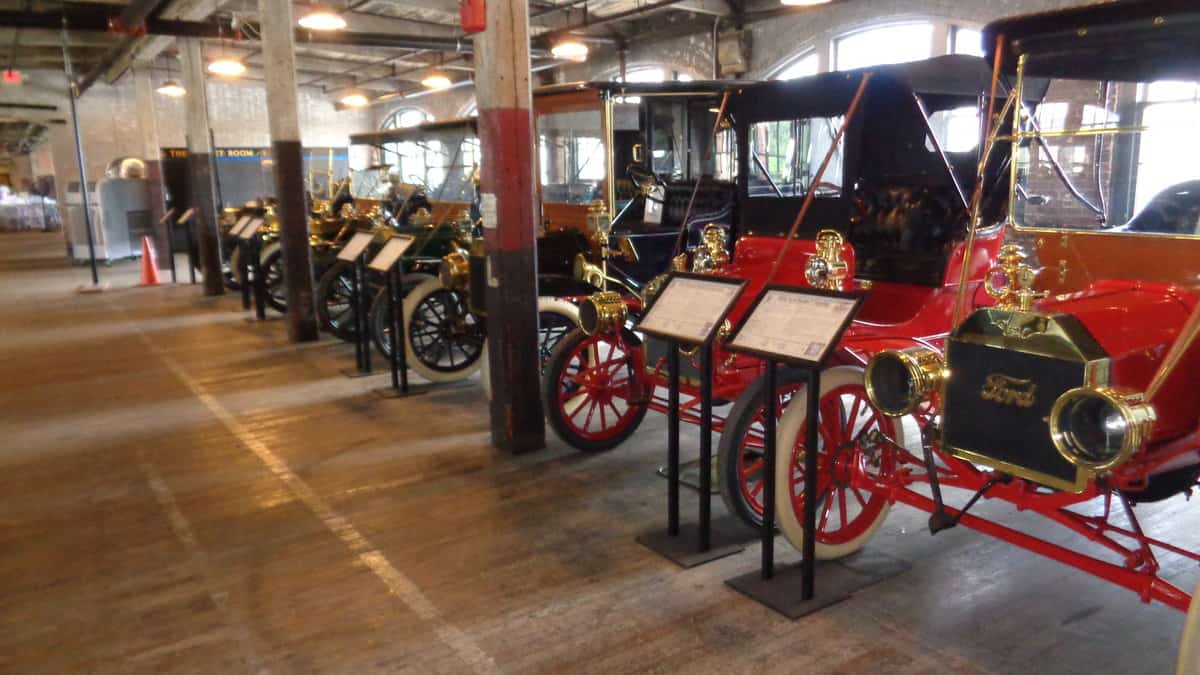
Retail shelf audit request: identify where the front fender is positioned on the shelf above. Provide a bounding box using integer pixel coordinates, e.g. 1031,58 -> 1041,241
834,335 -> 942,368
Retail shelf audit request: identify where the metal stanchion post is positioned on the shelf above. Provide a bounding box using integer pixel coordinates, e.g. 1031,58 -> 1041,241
698,342 -> 714,553
801,367 -> 820,600
252,235 -> 266,320
239,239 -> 251,310
762,360 -> 778,579
667,344 -> 680,537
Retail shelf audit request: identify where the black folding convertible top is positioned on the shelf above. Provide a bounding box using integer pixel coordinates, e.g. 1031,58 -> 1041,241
349,118 -> 478,147
983,0 -> 1200,81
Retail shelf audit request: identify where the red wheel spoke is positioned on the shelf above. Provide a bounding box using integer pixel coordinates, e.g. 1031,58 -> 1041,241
846,396 -> 863,433
582,398 -> 600,429
742,458 -> 764,476
852,486 -> 868,509
597,398 -> 608,429
818,496 -> 833,532
749,480 -> 764,498
567,394 -> 592,420
838,488 -> 849,529
606,400 -> 622,422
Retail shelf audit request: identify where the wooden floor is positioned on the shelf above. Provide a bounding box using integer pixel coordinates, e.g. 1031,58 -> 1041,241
0,231 -> 1196,674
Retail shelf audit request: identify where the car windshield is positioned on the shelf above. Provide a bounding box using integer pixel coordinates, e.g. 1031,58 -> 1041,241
349,167 -> 389,200
539,108 -> 607,205
375,128 -> 480,202
1014,74 -> 1200,236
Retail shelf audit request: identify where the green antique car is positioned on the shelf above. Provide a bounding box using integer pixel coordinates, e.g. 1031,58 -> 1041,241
315,120 -> 480,347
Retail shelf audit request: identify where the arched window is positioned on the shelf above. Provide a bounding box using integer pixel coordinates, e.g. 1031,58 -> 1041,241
951,26 -> 984,57
378,107 -> 442,187
774,51 -> 819,81
834,22 -> 935,72
381,107 -> 431,130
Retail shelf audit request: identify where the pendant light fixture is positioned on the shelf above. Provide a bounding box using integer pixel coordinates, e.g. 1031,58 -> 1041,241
156,79 -> 187,97
298,6 -> 347,30
207,21 -> 246,78
421,72 -> 452,90
551,37 -> 589,62
156,51 -> 187,97
339,92 -> 369,108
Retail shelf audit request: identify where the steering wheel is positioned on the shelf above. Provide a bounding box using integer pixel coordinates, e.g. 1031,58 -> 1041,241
626,164 -> 660,197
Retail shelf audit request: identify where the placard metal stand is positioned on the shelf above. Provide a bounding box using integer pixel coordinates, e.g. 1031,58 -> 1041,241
722,284 -> 908,619
234,218 -> 264,319
160,209 -> 177,283
366,235 -> 427,399
226,216 -> 252,309
333,232 -> 378,378
177,208 -> 197,285
634,272 -> 751,568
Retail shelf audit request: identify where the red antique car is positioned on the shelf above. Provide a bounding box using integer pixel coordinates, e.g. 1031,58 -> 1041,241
541,55 -> 1010,530
767,2 -> 1200,668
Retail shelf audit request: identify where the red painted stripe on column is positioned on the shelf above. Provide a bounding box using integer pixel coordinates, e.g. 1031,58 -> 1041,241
478,107 -> 537,253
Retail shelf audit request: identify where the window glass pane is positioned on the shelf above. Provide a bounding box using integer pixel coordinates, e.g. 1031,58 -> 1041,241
923,106 -> 980,153
775,53 -> 819,81
952,27 -> 984,56
538,109 -> 606,204
748,117 -> 844,198
835,23 -> 933,72
714,127 -> 737,181
1015,76 -> 1200,235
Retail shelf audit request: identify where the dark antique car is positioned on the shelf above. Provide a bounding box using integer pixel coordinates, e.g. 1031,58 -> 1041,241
768,2 -> 1200,668
541,56 -> 1010,532
419,80 -> 742,387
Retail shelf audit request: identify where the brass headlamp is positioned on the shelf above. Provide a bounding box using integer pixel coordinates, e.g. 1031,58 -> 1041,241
578,291 -> 627,336
439,248 -> 470,290
805,229 -> 849,290
1049,387 -> 1156,474
864,347 -> 947,417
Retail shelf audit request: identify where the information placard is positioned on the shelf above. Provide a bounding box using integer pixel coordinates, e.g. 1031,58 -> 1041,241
727,285 -> 863,367
368,234 -> 415,272
638,272 -> 747,346
228,215 -> 252,237
237,218 -> 264,240
336,231 -> 376,262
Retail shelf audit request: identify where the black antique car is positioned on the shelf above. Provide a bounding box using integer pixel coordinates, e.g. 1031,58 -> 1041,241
421,79 -> 744,388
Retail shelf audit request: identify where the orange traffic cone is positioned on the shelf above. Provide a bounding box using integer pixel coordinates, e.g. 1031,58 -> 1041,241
139,236 -> 161,286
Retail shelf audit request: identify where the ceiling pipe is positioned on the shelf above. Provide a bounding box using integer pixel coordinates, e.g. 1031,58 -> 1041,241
7,8 -> 550,57
538,0 -> 690,41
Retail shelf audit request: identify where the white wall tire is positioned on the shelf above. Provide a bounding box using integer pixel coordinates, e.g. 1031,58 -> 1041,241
1179,581 -> 1200,675
774,366 -> 912,560
479,297 -> 579,402
402,277 -> 485,383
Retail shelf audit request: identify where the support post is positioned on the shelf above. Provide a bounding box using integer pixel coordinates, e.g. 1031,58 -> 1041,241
259,0 -> 318,341
180,38 -> 224,296
133,64 -> 170,271
60,19 -> 98,287
474,0 -> 544,453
